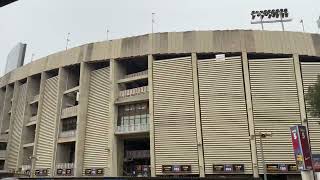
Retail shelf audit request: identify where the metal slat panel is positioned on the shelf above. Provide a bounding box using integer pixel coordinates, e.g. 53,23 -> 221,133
198,57 -> 252,174
35,76 -> 58,172
83,67 -> 110,176
153,57 -> 199,175
249,58 -> 300,171
301,62 -> 320,155
7,83 -> 27,170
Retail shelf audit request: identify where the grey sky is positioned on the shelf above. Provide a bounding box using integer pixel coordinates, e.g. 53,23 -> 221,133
0,0 -> 319,76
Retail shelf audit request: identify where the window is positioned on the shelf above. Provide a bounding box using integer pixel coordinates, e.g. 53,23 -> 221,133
0,143 -> 6,150
62,118 -> 77,131
118,102 -> 149,126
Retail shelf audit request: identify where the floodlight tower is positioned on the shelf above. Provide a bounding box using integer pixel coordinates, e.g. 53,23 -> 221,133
317,16 -> 320,33
251,9 -> 292,31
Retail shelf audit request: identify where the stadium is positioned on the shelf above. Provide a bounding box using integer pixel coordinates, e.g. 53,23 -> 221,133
0,30 -> 319,179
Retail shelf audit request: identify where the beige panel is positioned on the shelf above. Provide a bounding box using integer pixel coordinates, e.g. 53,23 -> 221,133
35,76 -> 59,172
153,57 -> 199,175
83,67 -> 110,175
249,58 -> 300,171
6,83 -> 27,170
198,56 -> 252,174
301,62 -> 320,154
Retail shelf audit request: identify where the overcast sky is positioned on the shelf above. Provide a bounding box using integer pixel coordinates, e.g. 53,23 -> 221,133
0,0 -> 319,76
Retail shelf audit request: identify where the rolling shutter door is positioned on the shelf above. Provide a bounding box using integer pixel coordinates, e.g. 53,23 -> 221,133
7,83 -> 27,169
301,62 -> 320,154
249,58 -> 301,171
83,67 -> 110,175
153,57 -> 199,175
35,76 -> 58,172
198,56 -> 252,174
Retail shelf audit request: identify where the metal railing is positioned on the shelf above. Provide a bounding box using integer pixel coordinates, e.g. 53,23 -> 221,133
116,123 -> 149,134
61,105 -> 78,119
126,150 -> 150,159
59,130 -> 76,138
124,70 -> 148,79
56,162 -> 74,169
118,86 -> 148,99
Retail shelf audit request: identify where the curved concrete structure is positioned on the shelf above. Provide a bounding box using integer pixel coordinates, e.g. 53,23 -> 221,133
0,30 -> 319,179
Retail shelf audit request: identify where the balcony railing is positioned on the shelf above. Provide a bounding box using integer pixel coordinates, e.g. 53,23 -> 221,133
56,162 -> 74,169
116,123 -> 149,134
124,70 -> 148,79
126,150 -> 150,159
0,150 -> 6,158
61,105 -> 78,119
59,130 -> 76,138
118,86 -> 148,99
22,164 -> 31,171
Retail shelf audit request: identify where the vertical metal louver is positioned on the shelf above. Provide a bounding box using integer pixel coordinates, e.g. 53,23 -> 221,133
197,56 -> 252,174
301,62 -> 320,155
7,83 -> 27,170
249,58 -> 301,171
153,57 -> 199,175
83,67 -> 110,175
35,76 -> 58,172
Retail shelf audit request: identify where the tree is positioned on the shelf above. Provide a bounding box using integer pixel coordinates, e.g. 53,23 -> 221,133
305,74 -> 320,118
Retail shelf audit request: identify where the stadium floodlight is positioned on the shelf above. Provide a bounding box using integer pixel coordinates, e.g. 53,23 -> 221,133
251,8 -> 292,31
317,16 -> 320,33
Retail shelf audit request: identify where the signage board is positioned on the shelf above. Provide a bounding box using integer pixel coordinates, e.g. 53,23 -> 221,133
313,154 -> 320,172
84,168 -> 104,176
290,125 -> 313,170
213,164 -> 244,173
162,165 -> 191,173
266,164 -> 298,173
35,168 -> 49,176
56,168 -> 73,176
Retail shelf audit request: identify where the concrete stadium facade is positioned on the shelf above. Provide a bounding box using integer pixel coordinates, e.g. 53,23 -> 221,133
0,30 -> 319,179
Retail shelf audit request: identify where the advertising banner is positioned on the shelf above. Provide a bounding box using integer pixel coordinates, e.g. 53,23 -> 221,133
290,125 -> 313,170
313,154 -> 320,172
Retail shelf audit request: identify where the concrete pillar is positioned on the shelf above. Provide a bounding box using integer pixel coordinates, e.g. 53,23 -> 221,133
293,54 -> 315,180
5,82 -> 20,171
50,68 -> 68,176
74,62 -> 92,176
31,72 -> 48,177
242,52 -> 259,178
148,55 -> 156,177
191,53 -> 205,177
109,59 -> 119,176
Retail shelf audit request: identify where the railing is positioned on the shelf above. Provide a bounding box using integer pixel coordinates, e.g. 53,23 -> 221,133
0,150 -> 6,158
29,115 -> 37,124
124,70 -> 148,79
0,134 -> 8,141
116,123 -> 149,134
126,150 -> 150,159
30,94 -> 39,103
56,162 -> 74,169
59,130 -> 76,138
22,164 -> 31,171
61,105 -> 78,119
118,86 -> 148,99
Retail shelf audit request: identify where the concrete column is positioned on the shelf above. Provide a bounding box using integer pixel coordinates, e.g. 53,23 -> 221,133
148,55 -> 156,177
191,53 -> 205,177
74,62 -> 92,176
5,82 -> 20,171
109,59 -> 119,176
31,72 -> 48,177
242,52 -> 259,178
293,54 -> 315,180
50,68 -> 68,176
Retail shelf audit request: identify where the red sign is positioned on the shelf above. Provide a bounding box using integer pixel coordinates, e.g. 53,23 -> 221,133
290,125 -> 313,170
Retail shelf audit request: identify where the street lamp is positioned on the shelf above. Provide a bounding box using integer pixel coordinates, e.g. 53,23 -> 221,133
251,9 -> 292,31
251,132 -> 272,180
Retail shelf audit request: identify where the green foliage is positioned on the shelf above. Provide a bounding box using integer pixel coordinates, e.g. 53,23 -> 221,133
306,74 -> 320,118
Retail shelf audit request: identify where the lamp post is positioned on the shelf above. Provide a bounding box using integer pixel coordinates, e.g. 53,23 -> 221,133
251,9 -> 292,31
251,132 -> 272,180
